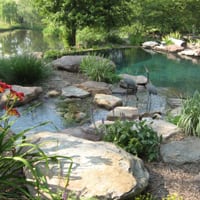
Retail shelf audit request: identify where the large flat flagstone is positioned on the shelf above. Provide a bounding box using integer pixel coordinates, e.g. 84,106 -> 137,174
61,86 -> 90,98
94,93 -> 123,110
25,131 -> 149,199
107,106 -> 139,121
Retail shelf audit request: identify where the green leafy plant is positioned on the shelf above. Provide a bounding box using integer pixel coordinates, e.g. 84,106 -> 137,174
80,54 -> 121,83
162,31 -> 181,45
178,90 -> 200,136
0,81 -> 73,199
102,120 -> 162,162
0,54 -> 51,85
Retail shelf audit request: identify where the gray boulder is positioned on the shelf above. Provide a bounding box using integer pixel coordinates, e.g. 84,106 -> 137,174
52,55 -> 86,72
160,137 -> 200,165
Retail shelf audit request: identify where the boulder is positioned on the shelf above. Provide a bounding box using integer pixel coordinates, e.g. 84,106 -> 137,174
142,41 -> 159,49
167,97 -> 183,108
154,44 -> 184,53
61,86 -> 90,98
52,55 -> 86,72
119,74 -> 147,86
178,48 -> 200,57
94,94 -> 123,110
160,137 -> 200,165
61,126 -> 102,141
107,106 -> 139,121
76,81 -> 112,95
145,119 -> 182,141
169,38 -> 186,47
0,85 -> 43,106
25,132 -> 149,199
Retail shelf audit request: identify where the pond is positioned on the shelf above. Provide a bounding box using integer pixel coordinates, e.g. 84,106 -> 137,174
1,30 -> 200,133
111,48 -> 200,96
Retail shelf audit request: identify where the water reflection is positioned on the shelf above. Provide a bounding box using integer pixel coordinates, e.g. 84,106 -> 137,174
0,30 -> 64,56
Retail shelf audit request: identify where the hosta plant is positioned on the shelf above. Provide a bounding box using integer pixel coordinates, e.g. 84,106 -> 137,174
178,90 -> 200,137
102,120 -> 162,162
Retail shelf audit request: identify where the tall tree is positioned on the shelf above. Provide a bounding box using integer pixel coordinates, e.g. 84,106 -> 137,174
137,0 -> 200,34
33,0 -> 133,46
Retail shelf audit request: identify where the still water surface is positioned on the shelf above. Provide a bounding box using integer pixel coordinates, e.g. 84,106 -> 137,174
111,48 -> 200,96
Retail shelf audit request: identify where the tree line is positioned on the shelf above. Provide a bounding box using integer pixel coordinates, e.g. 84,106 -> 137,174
0,0 -> 199,46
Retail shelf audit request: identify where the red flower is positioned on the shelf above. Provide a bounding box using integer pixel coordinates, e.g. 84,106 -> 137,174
10,89 -> 25,101
0,81 -> 12,93
4,106 -> 20,117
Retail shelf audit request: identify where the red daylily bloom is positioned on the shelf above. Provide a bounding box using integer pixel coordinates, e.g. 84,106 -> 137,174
0,81 -> 12,93
4,106 -> 20,117
10,89 -> 25,101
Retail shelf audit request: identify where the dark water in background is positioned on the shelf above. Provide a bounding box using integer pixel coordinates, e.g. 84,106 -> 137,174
110,47 -> 200,96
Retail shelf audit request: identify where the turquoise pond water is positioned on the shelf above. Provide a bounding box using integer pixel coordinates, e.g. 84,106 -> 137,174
111,47 -> 200,96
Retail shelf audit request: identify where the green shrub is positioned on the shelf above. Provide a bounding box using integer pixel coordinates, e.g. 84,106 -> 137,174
102,120 -> 162,162
178,90 -> 200,136
80,55 -> 121,83
0,54 -> 51,85
77,27 -> 106,48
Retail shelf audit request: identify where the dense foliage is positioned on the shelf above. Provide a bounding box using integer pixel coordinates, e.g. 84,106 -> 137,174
0,0 -> 199,46
0,0 -> 41,27
102,120 -> 162,161
33,0 -> 133,46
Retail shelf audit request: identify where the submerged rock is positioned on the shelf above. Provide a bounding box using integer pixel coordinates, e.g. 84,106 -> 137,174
61,86 -> 90,98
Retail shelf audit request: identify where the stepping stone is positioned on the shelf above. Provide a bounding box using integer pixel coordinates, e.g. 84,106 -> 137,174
94,94 -> 123,110
107,106 -> 139,121
76,81 -> 112,95
62,86 -> 90,98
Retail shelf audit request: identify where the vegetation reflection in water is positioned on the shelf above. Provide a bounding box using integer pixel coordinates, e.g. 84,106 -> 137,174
113,47 -> 200,96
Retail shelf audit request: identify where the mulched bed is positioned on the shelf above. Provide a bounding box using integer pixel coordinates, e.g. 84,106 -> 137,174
144,161 -> 200,200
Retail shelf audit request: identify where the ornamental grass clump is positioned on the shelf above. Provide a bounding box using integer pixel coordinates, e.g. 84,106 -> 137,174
0,54 -> 50,85
102,120 -> 162,162
80,55 -> 121,83
178,90 -> 200,137
0,81 -> 73,199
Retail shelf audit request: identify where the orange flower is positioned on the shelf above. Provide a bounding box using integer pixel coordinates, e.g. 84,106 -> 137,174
10,89 -> 25,101
4,106 -> 20,117
0,81 -> 12,93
